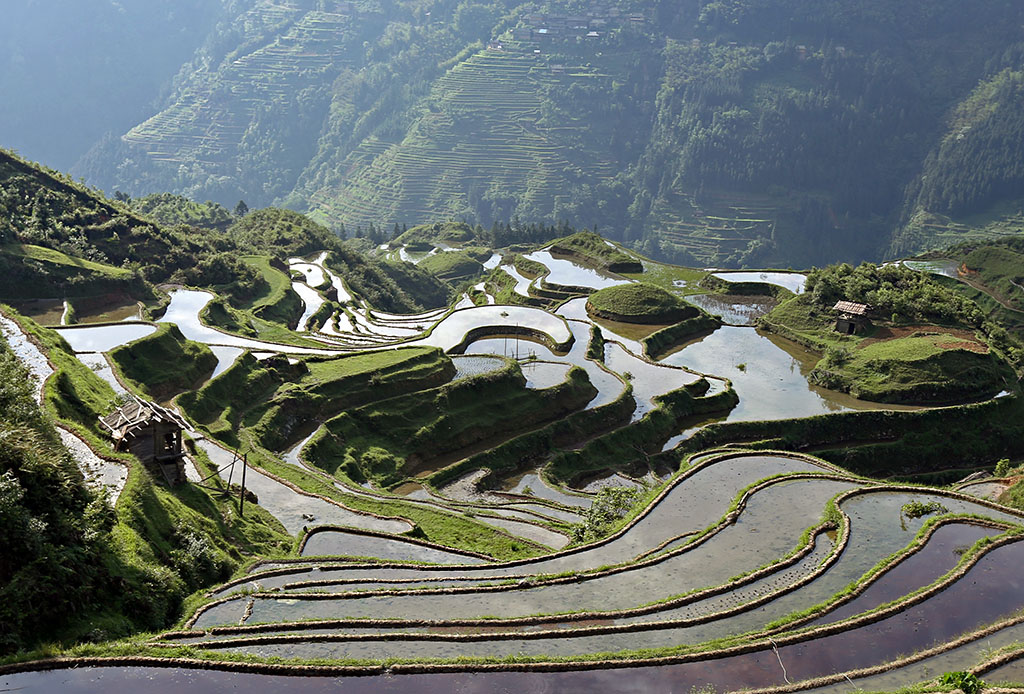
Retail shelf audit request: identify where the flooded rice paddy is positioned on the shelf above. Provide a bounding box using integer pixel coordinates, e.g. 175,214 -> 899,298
7,247 -> 1024,690
711,270 -> 807,293
524,250 -> 630,290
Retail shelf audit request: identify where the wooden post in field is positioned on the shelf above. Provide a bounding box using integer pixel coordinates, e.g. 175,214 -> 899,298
239,452 -> 248,518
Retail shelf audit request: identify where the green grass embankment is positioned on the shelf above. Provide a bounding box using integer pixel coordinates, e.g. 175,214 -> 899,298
178,348 -> 454,451
1,312 -> 291,651
809,332 -> 1009,403
545,380 -> 739,484
237,255 -> 303,327
586,283 -> 694,324
642,312 -> 722,360
426,374 -> 636,489
0,243 -> 152,301
661,394 -> 1024,481
763,293 -> 1010,404
306,361 -> 597,486
417,251 -> 485,281
548,231 -> 642,273
109,323 -> 217,400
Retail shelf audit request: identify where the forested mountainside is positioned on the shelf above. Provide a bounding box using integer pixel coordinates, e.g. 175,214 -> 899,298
66,0 -> 1024,269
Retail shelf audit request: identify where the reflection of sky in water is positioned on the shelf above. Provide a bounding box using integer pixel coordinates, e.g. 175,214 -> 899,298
661,326 -> 919,425
54,323 -> 157,353
712,271 -> 806,294
525,250 -> 630,290
685,294 -> 775,326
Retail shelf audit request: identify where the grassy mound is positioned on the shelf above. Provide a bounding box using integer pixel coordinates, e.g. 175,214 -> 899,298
417,251 -> 484,281
397,221 -> 477,246
0,243 -> 150,301
587,283 -> 694,324
549,231 -> 642,273
809,332 -> 1008,403
109,323 -> 217,399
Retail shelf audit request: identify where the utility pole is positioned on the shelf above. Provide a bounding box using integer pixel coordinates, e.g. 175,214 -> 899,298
239,452 -> 248,517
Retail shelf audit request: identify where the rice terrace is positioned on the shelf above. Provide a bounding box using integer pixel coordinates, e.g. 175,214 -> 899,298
3,183 -> 1024,691
4,1 -> 1024,688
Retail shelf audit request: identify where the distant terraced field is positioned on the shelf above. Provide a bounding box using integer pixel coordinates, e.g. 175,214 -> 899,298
307,49 -> 621,229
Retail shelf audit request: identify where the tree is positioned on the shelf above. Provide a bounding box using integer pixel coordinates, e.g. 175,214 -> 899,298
234,200 -> 249,217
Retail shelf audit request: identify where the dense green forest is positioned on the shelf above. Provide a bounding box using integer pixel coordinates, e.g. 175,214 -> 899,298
51,0 -> 1024,269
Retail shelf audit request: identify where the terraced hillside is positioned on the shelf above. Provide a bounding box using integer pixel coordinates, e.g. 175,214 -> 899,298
77,1 -> 379,206
307,49 -> 621,229
65,0 -> 1024,268
3,186 -> 1024,690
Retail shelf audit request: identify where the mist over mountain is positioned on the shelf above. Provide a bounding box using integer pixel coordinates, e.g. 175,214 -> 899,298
0,1 -> 226,171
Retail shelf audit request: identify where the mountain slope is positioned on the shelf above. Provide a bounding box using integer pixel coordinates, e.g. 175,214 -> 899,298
67,0 -> 1024,268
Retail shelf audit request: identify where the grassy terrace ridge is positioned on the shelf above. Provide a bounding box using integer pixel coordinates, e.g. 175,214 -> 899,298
306,362 -> 597,487
549,231 -> 642,273
0,243 -> 149,302
950,237 -> 1024,311
236,255 -> 303,327
108,323 -> 217,400
0,312 -> 292,654
178,347 -> 453,451
586,283 -> 695,324
396,221 -> 477,247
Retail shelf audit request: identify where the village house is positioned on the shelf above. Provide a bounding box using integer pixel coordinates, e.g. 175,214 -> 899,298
100,397 -> 191,485
833,300 -> 872,335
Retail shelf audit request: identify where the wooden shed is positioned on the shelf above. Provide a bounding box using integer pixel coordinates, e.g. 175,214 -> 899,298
100,397 -> 190,484
833,300 -> 871,335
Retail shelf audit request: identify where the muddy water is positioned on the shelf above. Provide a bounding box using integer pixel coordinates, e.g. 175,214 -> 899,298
984,651 -> 1024,684
58,428 -> 127,503
807,522 -> 1003,626
959,480 -> 1010,501
712,270 -> 806,294
228,539 -> 1024,677
5,298 -> 66,325
300,530 -> 487,564
75,353 -> 129,395
502,472 -> 592,508
194,439 -> 412,538
804,622 -> 1024,693
451,355 -> 505,381
228,456 -> 835,592
603,342 -> 699,421
1,312 -> 55,400
221,477 -> 858,628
